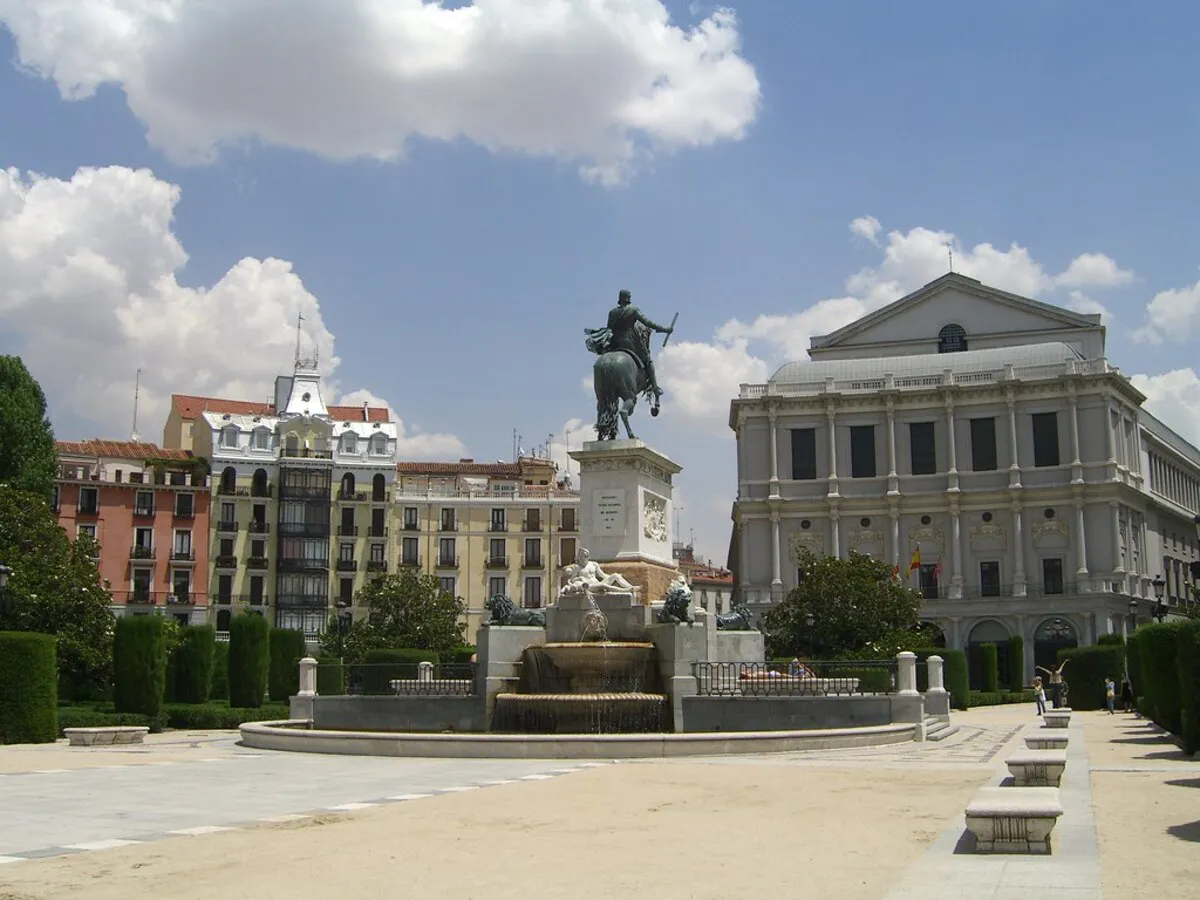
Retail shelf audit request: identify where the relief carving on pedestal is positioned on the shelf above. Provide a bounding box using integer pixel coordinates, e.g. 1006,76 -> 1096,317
907,526 -> 945,548
642,492 -> 668,542
788,532 -> 825,559
1031,519 -> 1069,546
969,523 -> 1008,550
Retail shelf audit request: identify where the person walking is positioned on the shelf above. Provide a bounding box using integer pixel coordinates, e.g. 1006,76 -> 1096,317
1105,677 -> 1117,714
1033,676 -> 1046,716
1120,676 -> 1134,712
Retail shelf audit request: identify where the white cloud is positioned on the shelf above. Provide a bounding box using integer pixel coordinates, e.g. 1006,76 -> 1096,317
1065,290 -> 1114,323
1131,280 -> 1200,346
336,388 -> 467,460
849,215 -> 881,245
658,336 -> 769,434
0,0 -> 761,184
1130,369 -> 1200,447
0,164 -> 463,452
1055,252 -> 1135,288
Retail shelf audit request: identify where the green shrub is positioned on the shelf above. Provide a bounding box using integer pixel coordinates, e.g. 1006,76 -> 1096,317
835,666 -> 894,693
1058,644 -> 1126,711
162,701 -> 290,730
441,645 -> 477,665
211,641 -> 229,701
113,616 -> 168,716
268,628 -> 308,702
228,613 -> 270,708
1126,630 -> 1144,701
1176,620 -> 1200,755
1138,621 -> 1187,734
980,643 -> 999,693
0,632 -> 58,744
56,706 -> 162,735
316,656 -> 344,695
172,625 -> 216,704
1007,635 -> 1025,692
1097,633 -> 1125,647
358,648 -> 440,694
909,647 -> 970,710
970,691 -> 1035,707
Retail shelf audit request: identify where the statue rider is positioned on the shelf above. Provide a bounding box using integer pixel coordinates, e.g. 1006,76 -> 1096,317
590,289 -> 673,400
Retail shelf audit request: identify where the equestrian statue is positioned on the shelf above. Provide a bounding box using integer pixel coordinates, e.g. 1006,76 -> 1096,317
585,289 -> 676,441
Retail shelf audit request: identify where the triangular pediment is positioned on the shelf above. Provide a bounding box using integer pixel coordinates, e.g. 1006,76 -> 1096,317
810,274 -> 1102,357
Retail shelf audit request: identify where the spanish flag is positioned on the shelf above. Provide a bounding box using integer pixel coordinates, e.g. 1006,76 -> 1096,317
908,547 -> 921,575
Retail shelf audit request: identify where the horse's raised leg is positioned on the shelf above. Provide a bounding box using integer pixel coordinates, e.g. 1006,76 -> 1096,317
620,396 -> 637,440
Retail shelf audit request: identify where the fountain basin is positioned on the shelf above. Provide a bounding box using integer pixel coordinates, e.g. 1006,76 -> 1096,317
492,691 -> 668,735
521,642 -> 660,695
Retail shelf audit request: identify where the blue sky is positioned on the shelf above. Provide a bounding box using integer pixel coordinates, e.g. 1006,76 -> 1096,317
1,1 -> 1198,562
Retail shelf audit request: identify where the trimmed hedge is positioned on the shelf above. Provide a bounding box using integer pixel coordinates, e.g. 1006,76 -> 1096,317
910,647 -> 970,710
268,628 -> 308,701
1007,635 -> 1025,692
837,666 -> 894,693
980,643 -> 999,693
316,655 -> 344,696
162,701 -> 290,730
360,648 -> 440,695
211,641 -> 229,701
0,632 -> 58,744
1097,633 -> 1126,647
441,645 -> 477,665
1137,621 -> 1186,734
172,625 -> 216,704
113,615 -> 168,717
1176,620 -> 1200,755
1126,630 -> 1144,702
1058,644 -> 1125,711
228,613 -> 270,708
970,690 -> 1035,707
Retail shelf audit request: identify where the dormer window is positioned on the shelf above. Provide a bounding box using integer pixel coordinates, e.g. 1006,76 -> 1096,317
252,427 -> 270,450
371,434 -> 388,455
937,323 -> 967,354
341,433 -> 358,454
220,425 -> 239,448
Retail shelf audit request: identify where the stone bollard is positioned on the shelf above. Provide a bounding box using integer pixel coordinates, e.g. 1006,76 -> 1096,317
291,657 -> 318,722
926,655 -> 946,694
896,651 -> 919,695
417,661 -> 435,684
924,655 -> 950,721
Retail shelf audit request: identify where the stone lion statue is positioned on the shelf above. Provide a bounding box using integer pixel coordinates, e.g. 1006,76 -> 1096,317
657,575 -> 694,625
715,602 -> 756,631
484,594 -> 546,628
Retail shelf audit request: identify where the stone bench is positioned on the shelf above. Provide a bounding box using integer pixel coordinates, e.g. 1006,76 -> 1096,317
1025,732 -> 1068,751
1006,749 -> 1068,787
64,726 -> 150,747
1042,710 -> 1071,729
964,786 -> 1064,854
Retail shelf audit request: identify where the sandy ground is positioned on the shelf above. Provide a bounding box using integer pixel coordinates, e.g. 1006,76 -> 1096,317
0,761 -> 982,900
1085,709 -> 1200,898
0,732 -> 241,773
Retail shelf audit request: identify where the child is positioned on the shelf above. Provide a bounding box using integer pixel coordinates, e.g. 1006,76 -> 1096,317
1033,676 -> 1046,716
1105,677 -> 1116,714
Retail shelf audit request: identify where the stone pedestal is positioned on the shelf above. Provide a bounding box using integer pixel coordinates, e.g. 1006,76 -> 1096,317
544,589 -> 653,643
646,621 -> 707,733
569,440 -> 682,603
475,624 -> 546,718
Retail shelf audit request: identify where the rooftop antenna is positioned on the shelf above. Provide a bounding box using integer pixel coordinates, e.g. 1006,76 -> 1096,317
294,311 -> 304,367
131,368 -> 143,442
947,244 -> 954,273
546,432 -> 553,461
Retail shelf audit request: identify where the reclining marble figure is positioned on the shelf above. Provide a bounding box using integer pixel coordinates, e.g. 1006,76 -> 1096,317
561,548 -> 635,596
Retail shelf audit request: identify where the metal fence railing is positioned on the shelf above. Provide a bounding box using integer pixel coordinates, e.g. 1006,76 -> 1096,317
693,660 -> 898,697
316,662 -> 477,697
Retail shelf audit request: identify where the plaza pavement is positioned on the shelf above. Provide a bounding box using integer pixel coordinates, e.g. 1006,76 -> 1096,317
0,705 -> 1193,899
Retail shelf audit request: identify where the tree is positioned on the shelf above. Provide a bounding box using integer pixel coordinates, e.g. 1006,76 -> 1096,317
0,485 -> 114,694
320,570 -> 466,663
0,356 -> 57,499
763,552 -> 923,659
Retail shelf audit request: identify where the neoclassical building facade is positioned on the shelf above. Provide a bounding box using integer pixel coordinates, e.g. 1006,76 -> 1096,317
730,273 -> 1200,681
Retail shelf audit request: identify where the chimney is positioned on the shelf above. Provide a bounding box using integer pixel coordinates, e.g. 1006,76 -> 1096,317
362,401 -> 368,421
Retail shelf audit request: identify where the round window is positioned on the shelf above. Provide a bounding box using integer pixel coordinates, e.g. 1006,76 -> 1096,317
800,520 -> 811,530
982,512 -> 993,523
920,515 -> 931,525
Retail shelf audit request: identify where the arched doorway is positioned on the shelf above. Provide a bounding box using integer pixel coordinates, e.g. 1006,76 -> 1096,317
967,620 -> 1011,690
252,468 -> 269,497
341,472 -> 355,499
372,473 -> 386,502
219,466 -> 236,494
917,621 -> 947,648
216,609 -> 231,632
1034,617 -> 1078,674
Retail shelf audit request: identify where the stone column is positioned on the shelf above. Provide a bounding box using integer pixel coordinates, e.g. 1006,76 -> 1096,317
886,399 -> 899,496
829,508 -> 841,559
291,656 -> 318,721
826,404 -> 839,497
927,655 -> 946,693
1068,390 -> 1083,484
768,407 -> 781,499
924,654 -> 950,720
946,397 -> 960,492
1007,391 -> 1022,488
1012,504 -> 1026,596
890,508 -> 901,568
896,651 -> 919,695
1074,498 -> 1090,591
770,510 -> 783,601
950,502 -> 964,599
1105,401 -> 1118,481
1111,501 -> 1124,576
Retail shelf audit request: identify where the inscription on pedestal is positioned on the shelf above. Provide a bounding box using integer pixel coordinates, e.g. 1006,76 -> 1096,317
593,490 -> 626,536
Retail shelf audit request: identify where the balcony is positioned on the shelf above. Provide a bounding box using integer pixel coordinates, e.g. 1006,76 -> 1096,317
522,557 -> 545,570
559,522 -> 577,532
336,559 -> 359,572
214,554 -> 239,569
170,549 -> 196,564
77,503 -> 100,516
216,485 -> 249,497
402,522 -> 420,531
210,593 -> 233,606
211,593 -> 269,607
278,522 -> 329,538
216,519 -> 239,534
337,525 -> 359,537
133,504 -> 155,518
436,556 -> 459,569
129,546 -> 156,561
276,558 -> 330,573
488,522 -> 508,533
120,590 -> 161,606
521,520 -> 542,533
370,491 -> 390,504
166,592 -> 194,606
366,560 -> 388,573
280,447 -> 333,459
485,556 -> 509,569
368,526 -> 388,538
246,556 -> 269,569
399,556 -> 422,568
174,506 -> 196,520
251,485 -> 274,498
248,520 -> 270,534
337,490 -> 367,502
439,522 -> 458,532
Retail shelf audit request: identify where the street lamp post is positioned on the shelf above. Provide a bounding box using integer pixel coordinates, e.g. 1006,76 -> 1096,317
1127,597 -> 1139,636
1151,575 -> 1167,622
805,612 -> 816,658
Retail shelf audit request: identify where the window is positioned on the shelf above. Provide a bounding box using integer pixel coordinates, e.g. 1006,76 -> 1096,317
525,509 -> 541,531
849,425 -> 876,478
524,538 -> 541,566
1042,558 -> 1064,595
77,524 -> 97,540
171,570 -> 191,603
217,574 -> 233,604
524,576 -> 543,609
490,509 -> 506,531
1031,413 -> 1060,468
441,508 -> 456,531
219,538 -> 234,558
339,578 -> 354,604
937,323 -> 967,353
340,433 -> 357,454
135,490 -> 154,516
970,417 -> 998,471
251,539 -> 265,559
979,561 -> 1001,597
369,542 -> 385,563
339,542 -> 354,562
79,487 -> 99,514
489,538 -> 506,563
918,563 -> 940,600
371,434 -> 387,455
488,576 -> 507,598
175,493 -> 194,518
173,530 -> 192,558
560,537 -> 576,565
438,537 -> 456,566
371,474 -> 387,502
220,425 -> 239,448
909,422 -> 937,475
401,537 -> 419,566
791,428 -> 817,480
439,576 -> 456,596
370,507 -> 386,536
132,569 -> 153,603
252,428 -> 270,450
134,527 -> 153,554
249,576 -> 264,605
403,507 -> 419,530
561,508 -> 576,531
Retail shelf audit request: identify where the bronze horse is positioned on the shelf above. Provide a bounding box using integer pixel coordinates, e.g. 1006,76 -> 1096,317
593,324 -> 658,441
